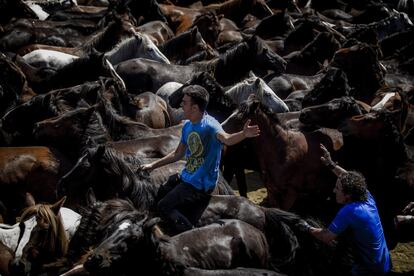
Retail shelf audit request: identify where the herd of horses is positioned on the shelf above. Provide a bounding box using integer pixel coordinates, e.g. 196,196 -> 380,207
1,0 -> 414,274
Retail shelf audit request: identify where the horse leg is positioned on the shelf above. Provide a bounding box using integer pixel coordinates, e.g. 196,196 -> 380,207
222,163 -> 235,184
235,168 -> 248,198
280,189 -> 298,211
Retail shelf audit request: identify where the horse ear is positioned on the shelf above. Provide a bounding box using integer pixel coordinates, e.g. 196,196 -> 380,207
86,187 -> 97,205
50,197 -> 66,215
191,26 -> 198,37
25,192 -> 36,207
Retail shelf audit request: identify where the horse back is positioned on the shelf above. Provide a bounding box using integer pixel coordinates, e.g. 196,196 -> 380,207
0,147 -> 59,183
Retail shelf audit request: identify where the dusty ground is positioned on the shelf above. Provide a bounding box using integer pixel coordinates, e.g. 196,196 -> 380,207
229,171 -> 414,274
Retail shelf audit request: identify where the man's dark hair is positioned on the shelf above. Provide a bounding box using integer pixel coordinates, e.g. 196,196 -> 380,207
339,171 -> 368,202
183,85 -> 209,112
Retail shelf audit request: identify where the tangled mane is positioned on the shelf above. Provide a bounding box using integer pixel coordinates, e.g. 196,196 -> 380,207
95,146 -> 157,211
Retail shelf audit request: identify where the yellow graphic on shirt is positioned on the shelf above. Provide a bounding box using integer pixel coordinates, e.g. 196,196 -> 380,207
186,132 -> 204,173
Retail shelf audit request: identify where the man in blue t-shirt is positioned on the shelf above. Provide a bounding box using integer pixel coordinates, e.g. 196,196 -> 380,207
300,144 -> 391,275
140,85 -> 260,234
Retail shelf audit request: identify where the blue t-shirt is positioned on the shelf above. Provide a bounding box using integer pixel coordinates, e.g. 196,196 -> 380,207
180,114 -> 223,192
328,192 -> 391,274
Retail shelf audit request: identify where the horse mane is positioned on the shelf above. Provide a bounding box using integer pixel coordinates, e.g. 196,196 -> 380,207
187,72 -> 234,109
264,208 -> 340,274
65,201 -> 104,262
77,107 -> 111,151
96,146 -> 157,211
207,37 -> 258,84
96,199 -> 147,238
80,19 -> 125,55
20,204 -> 68,258
96,87 -> 141,141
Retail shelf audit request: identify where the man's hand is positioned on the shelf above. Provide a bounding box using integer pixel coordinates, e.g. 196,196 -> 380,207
320,143 -> 335,168
139,163 -> 154,171
296,219 -> 313,233
243,119 -> 260,138
403,202 -> 414,215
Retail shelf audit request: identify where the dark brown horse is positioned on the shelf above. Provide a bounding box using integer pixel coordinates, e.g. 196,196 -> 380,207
0,147 -> 73,223
222,96 -> 336,211
299,96 -> 366,128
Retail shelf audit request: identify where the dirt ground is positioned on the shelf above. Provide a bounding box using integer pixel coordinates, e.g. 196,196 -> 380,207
229,171 -> 414,274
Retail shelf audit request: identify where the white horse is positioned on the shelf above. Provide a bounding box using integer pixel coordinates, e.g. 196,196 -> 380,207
22,49 -> 79,70
105,33 -> 170,66
156,82 -> 185,124
225,76 -> 289,114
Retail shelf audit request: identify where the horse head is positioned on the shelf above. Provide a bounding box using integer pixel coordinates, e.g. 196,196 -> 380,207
247,35 -> 287,75
300,96 -> 363,128
222,95 -> 262,134
11,198 -> 68,276
84,211 -> 147,274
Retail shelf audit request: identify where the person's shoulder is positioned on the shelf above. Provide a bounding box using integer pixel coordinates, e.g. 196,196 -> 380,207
204,114 -> 222,128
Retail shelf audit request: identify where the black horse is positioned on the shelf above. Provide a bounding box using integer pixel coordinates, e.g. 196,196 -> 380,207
58,145 -> 234,210
115,35 -> 286,93
84,195 -> 349,275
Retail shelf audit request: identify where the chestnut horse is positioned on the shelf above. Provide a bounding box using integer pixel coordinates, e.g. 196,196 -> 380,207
222,96 -> 336,211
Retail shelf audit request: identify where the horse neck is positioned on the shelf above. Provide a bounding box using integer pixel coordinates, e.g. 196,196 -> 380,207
254,109 -> 289,145
213,42 -> 253,84
105,38 -> 137,65
159,31 -> 189,57
81,21 -> 121,54
78,111 -> 111,153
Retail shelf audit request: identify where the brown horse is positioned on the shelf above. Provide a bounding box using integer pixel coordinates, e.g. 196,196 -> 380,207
0,147 -> 72,223
222,96 -> 336,211
131,92 -> 171,128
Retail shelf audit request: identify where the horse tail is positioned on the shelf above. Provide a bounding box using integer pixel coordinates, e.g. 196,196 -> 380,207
264,208 -> 299,269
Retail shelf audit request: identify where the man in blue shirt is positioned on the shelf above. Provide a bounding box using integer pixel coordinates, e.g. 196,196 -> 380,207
140,85 -> 260,234
300,144 -> 391,275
